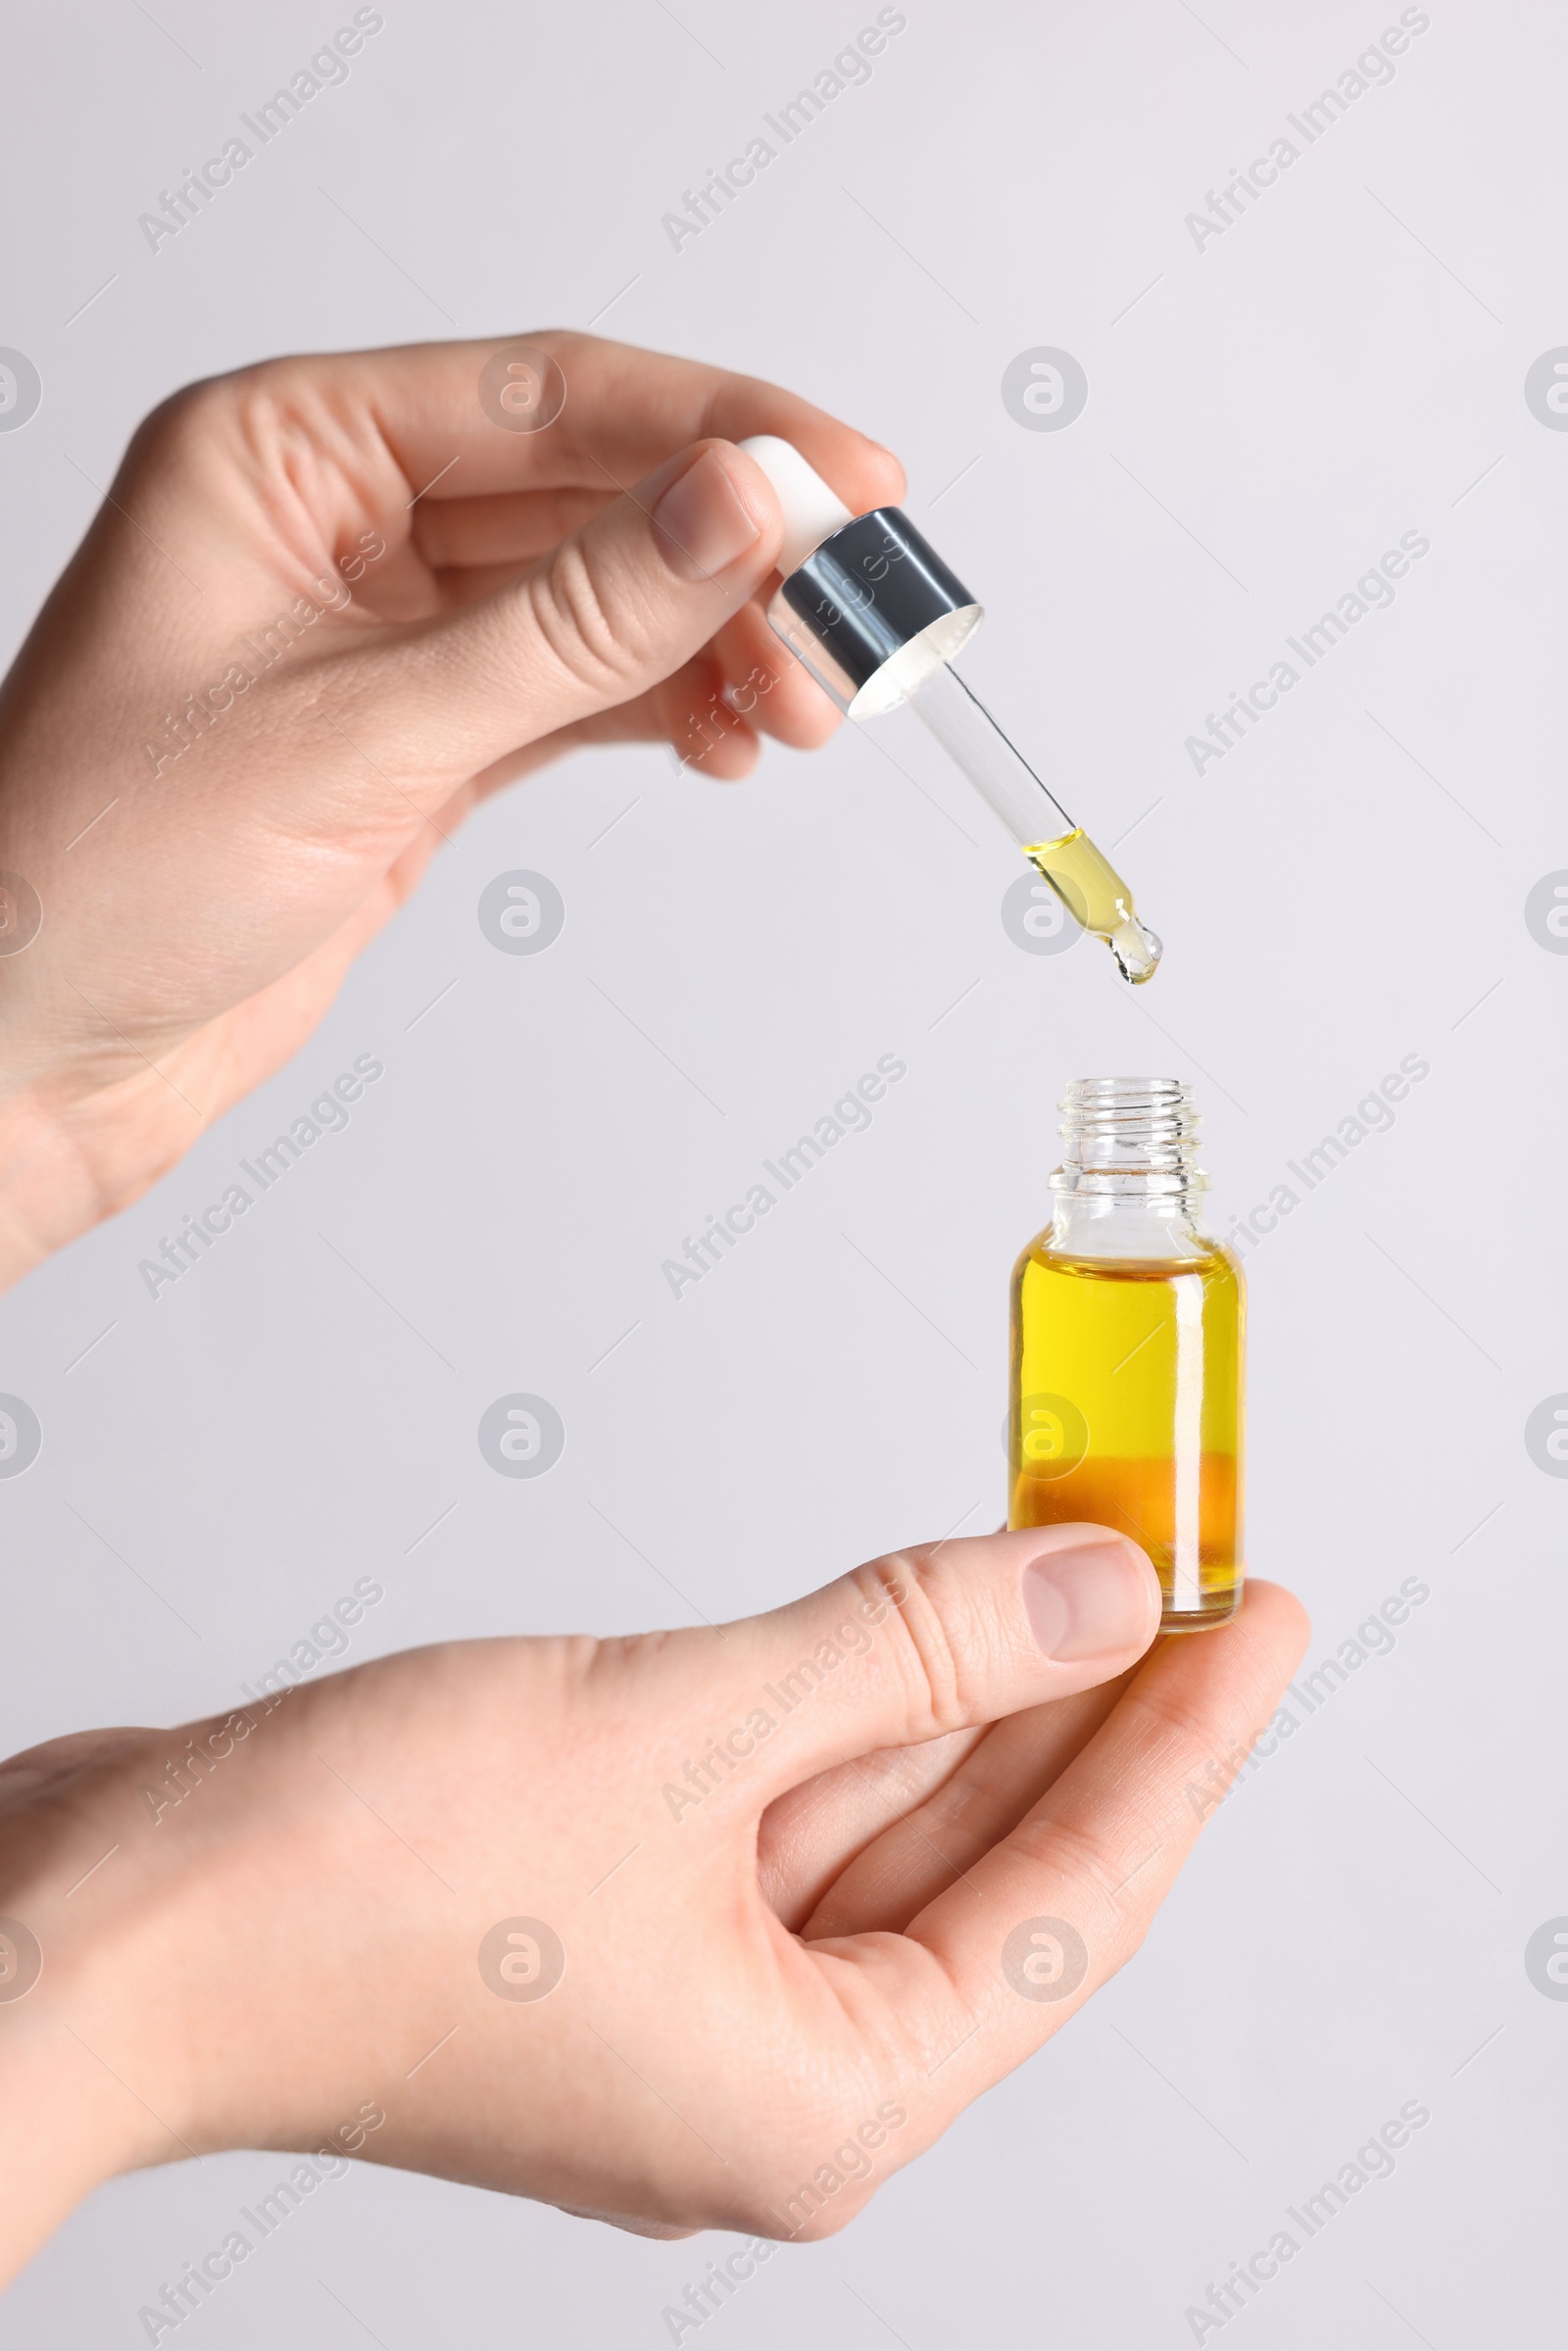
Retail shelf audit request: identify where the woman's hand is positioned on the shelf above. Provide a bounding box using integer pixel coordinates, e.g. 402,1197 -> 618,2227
0,1524 -> 1305,2280
0,331 -> 902,1287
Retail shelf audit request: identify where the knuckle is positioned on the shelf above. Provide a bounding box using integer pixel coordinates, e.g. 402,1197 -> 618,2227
1012,1811 -> 1128,1919
1125,1683 -> 1247,1813
125,375 -> 228,472
126,364 -> 302,504
1004,1809 -> 1158,1982
525,537 -> 646,698
853,1552 -> 977,1742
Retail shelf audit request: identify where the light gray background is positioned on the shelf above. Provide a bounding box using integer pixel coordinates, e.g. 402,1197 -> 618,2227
1,0 -> 1563,2342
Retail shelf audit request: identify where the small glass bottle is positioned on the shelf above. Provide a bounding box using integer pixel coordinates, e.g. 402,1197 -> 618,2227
1008,1077 -> 1244,1633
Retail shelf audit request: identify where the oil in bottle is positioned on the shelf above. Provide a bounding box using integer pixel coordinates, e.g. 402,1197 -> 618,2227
1008,1077 -> 1243,1632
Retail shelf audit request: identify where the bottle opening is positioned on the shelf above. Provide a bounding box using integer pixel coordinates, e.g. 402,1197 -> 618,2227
1052,1076 -> 1206,1199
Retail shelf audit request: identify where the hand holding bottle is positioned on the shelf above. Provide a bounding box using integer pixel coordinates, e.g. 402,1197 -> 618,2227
0,1526 -> 1304,2281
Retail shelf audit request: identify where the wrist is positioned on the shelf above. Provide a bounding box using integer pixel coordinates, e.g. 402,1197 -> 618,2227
0,1734 -> 196,2284
0,2007 -> 156,2280
0,1701 -> 385,2254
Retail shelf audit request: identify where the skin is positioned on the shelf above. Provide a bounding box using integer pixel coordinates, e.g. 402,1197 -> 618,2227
0,330 -> 898,1284
0,332 -> 1308,2288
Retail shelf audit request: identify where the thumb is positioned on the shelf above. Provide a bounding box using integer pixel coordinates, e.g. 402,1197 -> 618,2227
397,440 -> 786,764
672,1525 -> 1164,1814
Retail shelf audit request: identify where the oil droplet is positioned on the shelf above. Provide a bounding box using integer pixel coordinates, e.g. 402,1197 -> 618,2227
1107,916 -> 1162,985
1026,830 -> 1162,988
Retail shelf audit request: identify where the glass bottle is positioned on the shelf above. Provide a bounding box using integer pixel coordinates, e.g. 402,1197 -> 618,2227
1008,1077 -> 1244,1632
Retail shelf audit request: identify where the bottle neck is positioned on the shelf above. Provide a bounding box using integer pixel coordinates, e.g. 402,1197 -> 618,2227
1048,1077 -> 1212,1259
1049,1188 -> 1212,1259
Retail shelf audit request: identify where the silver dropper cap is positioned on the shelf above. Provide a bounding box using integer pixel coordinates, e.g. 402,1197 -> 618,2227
740,435 -> 984,718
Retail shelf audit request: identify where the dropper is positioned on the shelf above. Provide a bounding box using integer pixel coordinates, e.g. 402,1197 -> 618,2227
738,436 -> 1162,984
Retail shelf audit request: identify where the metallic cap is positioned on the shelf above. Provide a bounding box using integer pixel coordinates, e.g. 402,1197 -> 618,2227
765,508 -> 983,718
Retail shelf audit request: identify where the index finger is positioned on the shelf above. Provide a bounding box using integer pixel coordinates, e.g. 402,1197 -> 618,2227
808,1581 -> 1307,2134
242,328 -> 906,513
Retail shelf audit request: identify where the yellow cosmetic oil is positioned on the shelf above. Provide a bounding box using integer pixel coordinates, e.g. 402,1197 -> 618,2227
1025,831 -> 1161,986
1008,1078 -> 1244,1632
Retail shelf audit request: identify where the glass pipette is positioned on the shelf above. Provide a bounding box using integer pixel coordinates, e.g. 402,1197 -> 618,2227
740,434 -> 1161,984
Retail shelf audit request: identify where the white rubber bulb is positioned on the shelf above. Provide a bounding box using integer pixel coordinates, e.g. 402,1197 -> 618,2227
736,434 -> 855,575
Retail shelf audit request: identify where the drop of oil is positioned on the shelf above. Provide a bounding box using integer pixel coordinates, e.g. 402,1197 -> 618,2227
1107,916 -> 1162,985
1026,831 -> 1163,987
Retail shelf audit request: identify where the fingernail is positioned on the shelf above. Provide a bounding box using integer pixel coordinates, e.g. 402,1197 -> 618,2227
653,448 -> 762,583
1022,1535 -> 1156,1662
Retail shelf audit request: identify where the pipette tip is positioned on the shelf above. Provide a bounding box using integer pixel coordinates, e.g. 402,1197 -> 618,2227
1107,916 -> 1162,986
